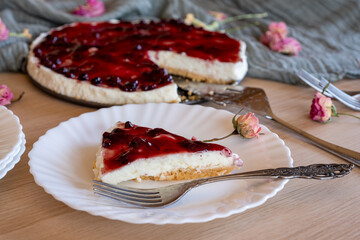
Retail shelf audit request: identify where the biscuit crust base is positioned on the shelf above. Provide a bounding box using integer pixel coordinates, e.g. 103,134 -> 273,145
139,166 -> 236,181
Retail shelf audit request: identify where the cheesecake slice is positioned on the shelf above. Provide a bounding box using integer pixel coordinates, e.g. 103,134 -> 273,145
94,121 -> 242,185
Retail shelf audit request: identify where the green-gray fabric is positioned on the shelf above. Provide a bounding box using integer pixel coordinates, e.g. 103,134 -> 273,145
0,0 -> 359,84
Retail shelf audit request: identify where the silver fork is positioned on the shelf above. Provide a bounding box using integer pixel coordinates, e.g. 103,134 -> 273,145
297,70 -> 360,111
93,164 -> 354,208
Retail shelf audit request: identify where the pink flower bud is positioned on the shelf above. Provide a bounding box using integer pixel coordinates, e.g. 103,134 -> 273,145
279,37 -> 302,56
73,0 -> 105,18
310,92 -> 333,122
236,112 -> 261,138
260,21 -> 301,56
0,85 -> 14,106
260,30 -> 274,46
0,18 -> 9,41
268,22 -> 287,39
267,32 -> 285,51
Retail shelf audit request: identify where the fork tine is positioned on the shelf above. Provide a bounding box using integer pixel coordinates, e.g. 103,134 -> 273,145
94,189 -> 162,207
298,71 -> 360,109
93,186 -> 162,203
319,77 -> 360,110
93,180 -> 159,195
93,180 -> 194,208
93,180 -> 164,206
298,70 -> 323,89
297,70 -> 334,98
93,185 -> 161,200
322,78 -> 360,102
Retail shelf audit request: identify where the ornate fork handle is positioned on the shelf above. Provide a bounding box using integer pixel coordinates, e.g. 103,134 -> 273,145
260,164 -> 355,179
196,164 -> 354,185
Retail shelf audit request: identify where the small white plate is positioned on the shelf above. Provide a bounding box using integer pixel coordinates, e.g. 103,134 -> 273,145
0,131 -> 23,170
0,132 -> 26,179
0,106 -> 22,166
29,103 -> 293,224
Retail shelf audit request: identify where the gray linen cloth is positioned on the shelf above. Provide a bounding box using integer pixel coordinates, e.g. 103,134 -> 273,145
0,0 -> 359,84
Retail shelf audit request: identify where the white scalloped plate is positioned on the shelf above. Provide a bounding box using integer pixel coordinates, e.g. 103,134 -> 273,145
0,131 -> 24,170
0,132 -> 26,179
29,103 -> 293,224
0,107 -> 23,169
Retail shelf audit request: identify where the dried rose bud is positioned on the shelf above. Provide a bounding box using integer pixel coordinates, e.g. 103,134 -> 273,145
234,112 -> 261,138
261,21 -> 301,56
0,85 -> 14,106
0,18 -> 9,41
268,22 -> 288,39
310,92 -> 333,122
278,37 -> 302,56
73,0 -> 105,18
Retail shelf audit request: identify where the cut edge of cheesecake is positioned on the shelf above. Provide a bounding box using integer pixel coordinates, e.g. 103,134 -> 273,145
93,121 -> 243,185
147,40 -> 247,84
94,151 -> 239,184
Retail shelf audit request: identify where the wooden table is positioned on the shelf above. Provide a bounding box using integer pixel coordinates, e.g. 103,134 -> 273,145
1,72 -> 359,239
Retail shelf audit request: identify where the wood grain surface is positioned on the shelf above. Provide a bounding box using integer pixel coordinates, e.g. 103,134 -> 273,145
0,72 -> 359,240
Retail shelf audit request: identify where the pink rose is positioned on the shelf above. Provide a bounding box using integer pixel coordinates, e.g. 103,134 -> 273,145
203,111 -> 263,143
73,0 -> 105,17
0,85 -> 14,106
261,22 -> 287,47
267,32 -> 284,51
235,112 -> 261,138
268,22 -> 287,39
261,21 -> 301,56
0,18 -> 9,41
279,37 -> 302,56
260,30 -> 274,46
310,92 -> 333,122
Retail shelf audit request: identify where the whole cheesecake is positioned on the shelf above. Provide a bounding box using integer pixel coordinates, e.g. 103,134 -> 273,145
27,19 -> 248,105
94,121 -> 242,184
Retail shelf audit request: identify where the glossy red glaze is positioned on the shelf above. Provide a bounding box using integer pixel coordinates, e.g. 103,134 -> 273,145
101,121 -> 232,174
33,20 -> 241,91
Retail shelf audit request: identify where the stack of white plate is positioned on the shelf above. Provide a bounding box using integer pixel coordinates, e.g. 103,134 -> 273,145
0,106 -> 26,179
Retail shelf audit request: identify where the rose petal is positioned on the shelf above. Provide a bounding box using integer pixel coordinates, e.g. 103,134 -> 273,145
0,85 -> 14,105
260,21 -> 301,55
279,37 -> 302,56
236,112 -> 261,138
310,92 -> 333,122
73,0 -> 105,18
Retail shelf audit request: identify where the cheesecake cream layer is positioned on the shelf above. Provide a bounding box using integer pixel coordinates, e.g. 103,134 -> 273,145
94,150 -> 237,185
148,40 -> 247,84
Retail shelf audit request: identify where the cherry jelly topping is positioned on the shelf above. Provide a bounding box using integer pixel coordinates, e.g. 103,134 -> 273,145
101,122 -> 232,174
33,20 -> 241,91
